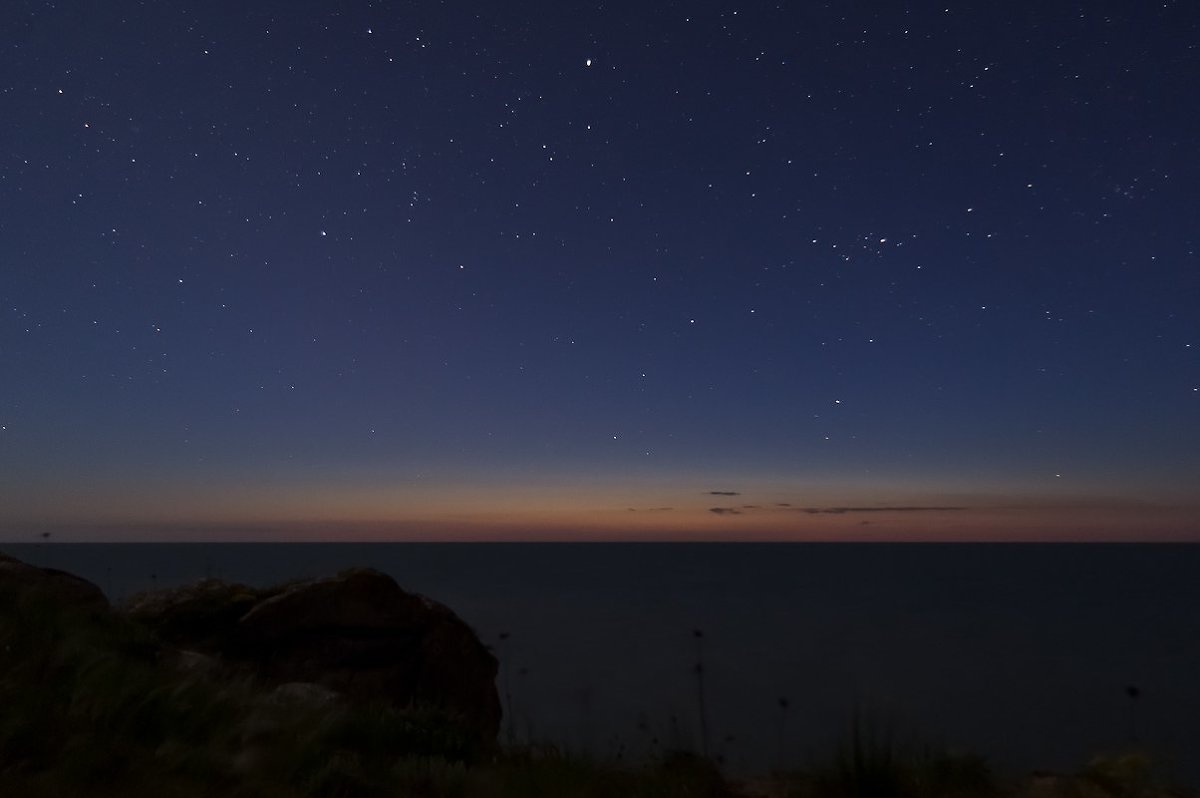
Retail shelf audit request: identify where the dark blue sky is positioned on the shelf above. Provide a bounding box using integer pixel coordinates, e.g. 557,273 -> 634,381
2,1 -> 1197,539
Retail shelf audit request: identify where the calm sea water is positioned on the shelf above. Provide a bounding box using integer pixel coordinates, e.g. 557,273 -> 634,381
6,543 -> 1198,783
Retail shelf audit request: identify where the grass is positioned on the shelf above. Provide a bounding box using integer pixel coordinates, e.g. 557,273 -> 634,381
3,657 -> 1186,798
746,703 -> 1192,798
756,709 -> 1000,798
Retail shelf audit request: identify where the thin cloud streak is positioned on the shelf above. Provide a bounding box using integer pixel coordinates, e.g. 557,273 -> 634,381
799,506 -> 967,515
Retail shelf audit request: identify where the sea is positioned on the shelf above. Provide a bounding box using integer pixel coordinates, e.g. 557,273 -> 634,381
5,543 -> 1198,785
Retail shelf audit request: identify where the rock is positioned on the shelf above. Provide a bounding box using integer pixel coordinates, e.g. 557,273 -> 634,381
0,550 -> 110,615
235,568 -> 500,738
0,552 -> 500,745
122,578 -> 268,654
119,566 -> 500,740
0,550 -> 499,785
267,681 -> 341,707
170,648 -> 221,677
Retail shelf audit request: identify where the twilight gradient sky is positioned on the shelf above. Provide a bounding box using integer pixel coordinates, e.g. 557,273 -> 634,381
2,1 -> 1198,541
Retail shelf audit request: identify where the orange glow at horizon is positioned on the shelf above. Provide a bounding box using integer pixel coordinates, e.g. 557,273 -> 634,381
2,464 -> 1197,542
4,495 -> 1197,543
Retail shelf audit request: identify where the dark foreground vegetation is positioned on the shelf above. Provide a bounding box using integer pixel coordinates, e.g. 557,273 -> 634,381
1,551 -> 1191,798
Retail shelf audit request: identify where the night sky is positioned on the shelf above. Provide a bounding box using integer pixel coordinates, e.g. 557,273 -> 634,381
3,1 -> 1198,541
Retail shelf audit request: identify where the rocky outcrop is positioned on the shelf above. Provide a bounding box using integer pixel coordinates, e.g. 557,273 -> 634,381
0,551 -> 500,742
123,577 -> 268,651
0,550 -> 109,615
121,566 -> 500,739
234,569 -> 501,736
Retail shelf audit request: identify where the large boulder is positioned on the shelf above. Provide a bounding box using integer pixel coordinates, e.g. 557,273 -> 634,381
123,578 -> 267,651
236,568 -> 501,737
122,567 -> 500,739
0,550 -> 109,616
0,552 -> 500,742
0,552 -> 500,788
